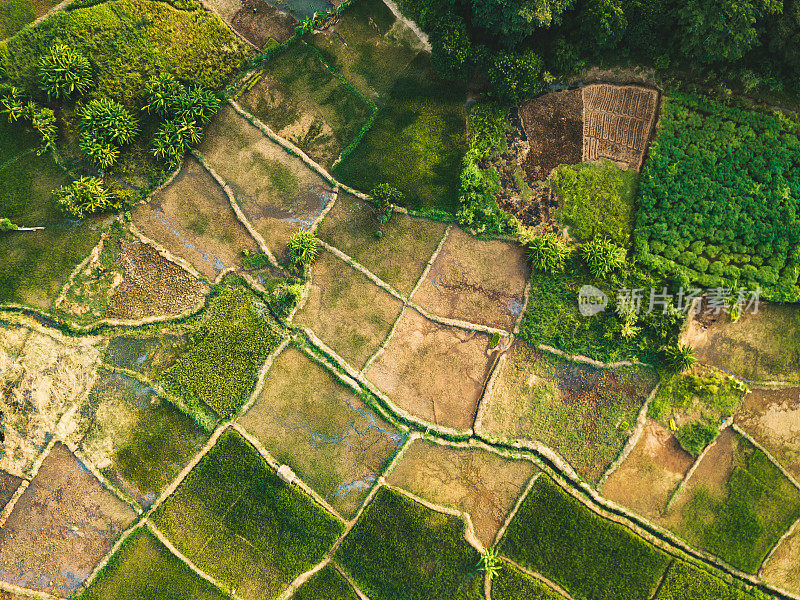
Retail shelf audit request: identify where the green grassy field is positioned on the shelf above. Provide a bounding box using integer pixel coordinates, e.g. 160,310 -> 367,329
333,54 -> 467,213
152,429 -> 344,600
81,527 -> 232,600
292,565 -> 360,600
337,487 -> 483,600
492,563 -> 567,600
653,560 -> 760,600
499,475 -> 671,600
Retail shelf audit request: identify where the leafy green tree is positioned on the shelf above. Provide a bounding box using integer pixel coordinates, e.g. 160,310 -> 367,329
287,229 -> 320,272
26,102 -> 57,155
142,73 -> 184,117
487,49 -> 545,104
372,183 -> 403,222
151,115 -> 201,167
430,19 -> 472,79
0,86 -> 26,123
581,237 -> 626,278
38,44 -> 93,100
0,218 -> 19,231
471,0 -> 576,47
524,231 -> 571,272
662,343 -> 697,374
577,0 -> 627,53
79,98 -> 139,168
55,177 -> 115,218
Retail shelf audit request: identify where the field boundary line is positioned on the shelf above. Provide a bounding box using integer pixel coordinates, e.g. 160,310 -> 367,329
320,240 -> 406,303
760,514 -> 800,577
80,518 -> 146,591
230,422 -> 346,523
494,472 -> 541,547
196,0 -> 259,51
54,229 -> 106,310
499,557 -> 576,600
332,560 -> 372,600
235,336 -> 291,418
408,224 -> 451,302
731,422 -> 800,492
191,149 -> 281,269
537,344 -> 638,368
128,221 -> 205,280
598,382 -> 661,488
381,0 -> 430,50
277,558 -> 332,600
0,146 -> 36,172
648,558 -> 674,600
310,186 -> 339,232
0,580 -> 61,600
472,343 -> 511,433
0,436 -> 57,529
665,419 -> 734,513
361,306 -> 405,374
71,446 -> 143,514
382,482 -> 485,553
145,519 -> 240,598
513,279 -> 532,335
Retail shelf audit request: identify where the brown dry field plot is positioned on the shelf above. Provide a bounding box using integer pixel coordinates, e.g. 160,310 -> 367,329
735,386 -> 800,482
315,193 -> 448,295
104,239 -> 208,320
0,443 -> 136,596
0,324 -> 102,477
682,302 -> 800,384
80,372 -> 211,507
761,521 -> 800,595
364,308 -> 495,431
519,89 -> 583,181
199,104 -> 334,263
601,419 -> 695,519
102,331 -> 188,382
0,470 -> 23,511
581,84 -> 659,171
295,248 -> 403,369
386,439 -> 538,546
204,0 -> 297,47
239,346 -> 402,518
133,155 -> 259,280
479,341 -> 658,483
411,227 -> 530,331
237,43 -> 374,170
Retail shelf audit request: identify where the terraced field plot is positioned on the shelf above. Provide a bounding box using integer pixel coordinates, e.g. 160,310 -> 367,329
386,439 -> 537,546
239,345 -> 403,518
204,0 -> 297,47
519,89 -> 583,181
364,307 -> 495,431
295,248 -> 404,369
761,522 -> 800,595
292,564 -> 361,600
237,42 -> 374,169
0,470 -> 23,512
663,427 -> 800,573
480,341 -> 658,483
82,527 -> 232,600
152,429 -> 344,600
315,193 -> 448,295
601,419 -> 694,519
81,372 -> 211,507
198,104 -> 334,263
103,330 -> 188,382
0,443 -> 137,596
133,155 -> 259,280
411,226 -> 529,331
492,563 -> 567,600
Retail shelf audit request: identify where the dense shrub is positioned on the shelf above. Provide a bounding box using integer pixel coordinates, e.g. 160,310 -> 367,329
523,232 -> 571,273
79,98 -> 139,168
649,371 -> 748,422
498,475 -> 671,600
37,43 -> 93,100
580,237 -> 627,278
287,229 -> 320,272
0,87 -> 57,154
487,49 -> 545,104
55,176 -> 116,217
676,418 -> 720,456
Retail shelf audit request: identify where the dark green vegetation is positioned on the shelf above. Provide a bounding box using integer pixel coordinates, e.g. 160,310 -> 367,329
0,0 -> 59,39
518,256 -> 683,363
550,160 -> 638,247
636,93 -> 800,302
499,475 -> 670,600
654,560 -> 760,600
333,54 -> 467,213
292,565 -> 360,600
337,487 -> 483,600
81,527 -> 232,600
677,442 -> 800,573
492,563 -> 567,600
153,429 -> 344,598
159,283 -> 285,418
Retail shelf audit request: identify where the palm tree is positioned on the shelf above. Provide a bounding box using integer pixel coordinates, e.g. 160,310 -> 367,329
38,44 -> 93,100
287,229 -> 320,272
478,548 -> 503,581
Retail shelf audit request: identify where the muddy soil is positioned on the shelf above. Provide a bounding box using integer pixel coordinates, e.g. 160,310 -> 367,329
232,0 -> 297,47
761,523 -> 800,595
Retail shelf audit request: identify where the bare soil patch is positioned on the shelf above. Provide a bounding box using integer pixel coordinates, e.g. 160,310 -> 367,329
0,443 -> 136,596
601,419 -> 695,519
681,301 -> 800,384
199,104 -> 334,263
519,89 -> 582,181
103,331 -> 188,382
0,325 -> 101,477
411,227 -> 530,331
735,386 -> 800,482
0,469 -> 23,511
364,307 -> 494,430
105,239 -> 208,320
386,439 -> 537,546
203,0 -> 297,46
295,248 -> 403,369
315,193 -> 448,295
239,346 -> 403,518
581,84 -> 659,171
133,155 -> 259,280
479,341 -> 658,483
761,521 -> 800,595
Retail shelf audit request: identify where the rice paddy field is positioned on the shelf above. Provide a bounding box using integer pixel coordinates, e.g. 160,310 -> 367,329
2,2 -> 800,600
